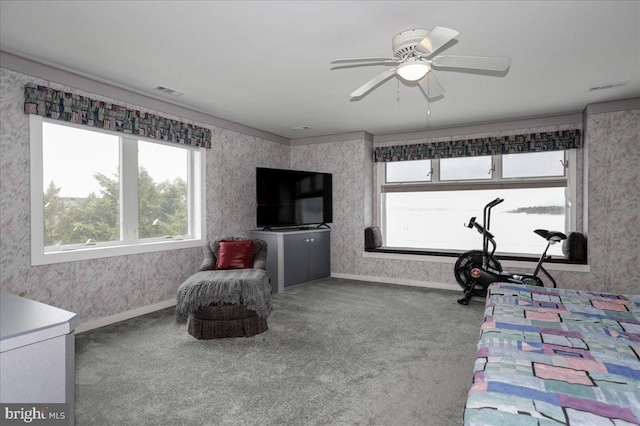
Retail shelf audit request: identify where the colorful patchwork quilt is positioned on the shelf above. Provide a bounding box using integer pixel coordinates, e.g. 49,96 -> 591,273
464,283 -> 640,425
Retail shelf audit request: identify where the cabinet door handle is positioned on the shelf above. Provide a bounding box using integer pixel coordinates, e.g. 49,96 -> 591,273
309,238 -> 314,243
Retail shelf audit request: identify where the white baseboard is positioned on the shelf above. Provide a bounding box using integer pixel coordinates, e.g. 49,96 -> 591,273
75,298 -> 177,333
330,273 -> 459,292
75,276 -> 458,333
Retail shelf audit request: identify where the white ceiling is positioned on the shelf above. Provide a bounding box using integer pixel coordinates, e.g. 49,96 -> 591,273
1,1 -> 639,140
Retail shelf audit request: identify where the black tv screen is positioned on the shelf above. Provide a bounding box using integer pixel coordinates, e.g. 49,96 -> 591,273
256,167 -> 332,229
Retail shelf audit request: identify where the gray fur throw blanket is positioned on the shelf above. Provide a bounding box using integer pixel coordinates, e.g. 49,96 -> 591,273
176,269 -> 272,323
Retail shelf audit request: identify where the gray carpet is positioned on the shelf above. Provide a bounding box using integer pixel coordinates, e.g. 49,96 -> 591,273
75,278 -> 485,425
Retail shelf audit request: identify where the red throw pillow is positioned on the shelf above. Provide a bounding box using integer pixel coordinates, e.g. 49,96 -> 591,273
216,240 -> 254,270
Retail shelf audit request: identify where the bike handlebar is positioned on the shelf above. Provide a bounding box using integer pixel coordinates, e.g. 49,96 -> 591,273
486,198 -> 504,208
465,216 -> 495,240
466,217 -> 477,229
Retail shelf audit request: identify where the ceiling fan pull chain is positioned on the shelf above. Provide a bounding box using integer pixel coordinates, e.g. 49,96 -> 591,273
427,77 -> 431,115
396,79 -> 401,101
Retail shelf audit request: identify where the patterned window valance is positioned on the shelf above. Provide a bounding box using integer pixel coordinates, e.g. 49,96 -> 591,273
374,129 -> 581,162
23,83 -> 212,149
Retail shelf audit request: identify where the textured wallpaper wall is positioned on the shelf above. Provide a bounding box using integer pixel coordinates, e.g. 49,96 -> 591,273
572,107 -> 640,293
0,68 -> 289,323
290,139 -> 372,275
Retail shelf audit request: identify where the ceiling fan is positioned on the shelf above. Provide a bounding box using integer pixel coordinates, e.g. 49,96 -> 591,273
331,27 -> 511,99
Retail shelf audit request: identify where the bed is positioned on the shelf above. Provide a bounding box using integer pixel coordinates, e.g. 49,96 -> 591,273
464,283 -> 640,425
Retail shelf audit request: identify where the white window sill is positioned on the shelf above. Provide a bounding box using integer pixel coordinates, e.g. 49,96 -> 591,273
362,250 -> 591,273
32,238 -> 203,266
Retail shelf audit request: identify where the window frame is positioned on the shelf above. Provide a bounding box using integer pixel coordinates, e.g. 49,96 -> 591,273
377,150 -> 578,256
30,115 -> 206,266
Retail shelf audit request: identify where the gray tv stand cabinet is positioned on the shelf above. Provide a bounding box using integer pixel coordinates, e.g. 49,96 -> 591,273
250,228 -> 331,293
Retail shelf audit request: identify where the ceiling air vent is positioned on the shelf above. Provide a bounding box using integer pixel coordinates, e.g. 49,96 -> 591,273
588,81 -> 628,92
154,86 -> 184,96
290,126 -> 311,131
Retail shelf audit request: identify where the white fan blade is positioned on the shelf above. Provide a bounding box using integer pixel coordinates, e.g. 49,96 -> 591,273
331,57 -> 396,64
415,27 -> 459,56
418,72 -> 444,98
431,55 -> 511,71
350,68 -> 397,98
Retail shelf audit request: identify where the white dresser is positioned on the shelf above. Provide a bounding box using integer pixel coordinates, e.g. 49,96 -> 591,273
0,291 -> 79,422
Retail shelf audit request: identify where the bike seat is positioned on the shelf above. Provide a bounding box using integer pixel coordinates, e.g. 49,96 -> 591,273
534,229 -> 567,242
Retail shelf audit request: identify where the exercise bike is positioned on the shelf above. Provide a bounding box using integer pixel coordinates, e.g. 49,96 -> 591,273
454,198 -> 567,305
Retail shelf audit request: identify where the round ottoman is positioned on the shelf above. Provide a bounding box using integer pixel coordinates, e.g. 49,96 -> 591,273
188,303 -> 268,339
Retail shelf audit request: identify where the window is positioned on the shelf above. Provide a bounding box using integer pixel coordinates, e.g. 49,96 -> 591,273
137,140 -> 189,239
440,156 -> 492,181
31,116 -> 205,265
380,150 -> 576,257
42,122 -> 121,247
386,159 -> 432,182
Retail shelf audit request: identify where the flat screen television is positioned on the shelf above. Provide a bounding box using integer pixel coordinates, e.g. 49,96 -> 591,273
256,167 -> 332,229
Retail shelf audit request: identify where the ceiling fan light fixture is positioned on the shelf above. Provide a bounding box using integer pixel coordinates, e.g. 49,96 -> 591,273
396,59 -> 430,81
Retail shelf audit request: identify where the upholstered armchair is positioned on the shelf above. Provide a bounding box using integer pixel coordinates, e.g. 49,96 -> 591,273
176,237 -> 272,339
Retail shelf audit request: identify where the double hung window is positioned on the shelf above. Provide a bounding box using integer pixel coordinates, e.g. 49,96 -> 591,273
380,150 -> 576,257
31,116 -> 205,265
